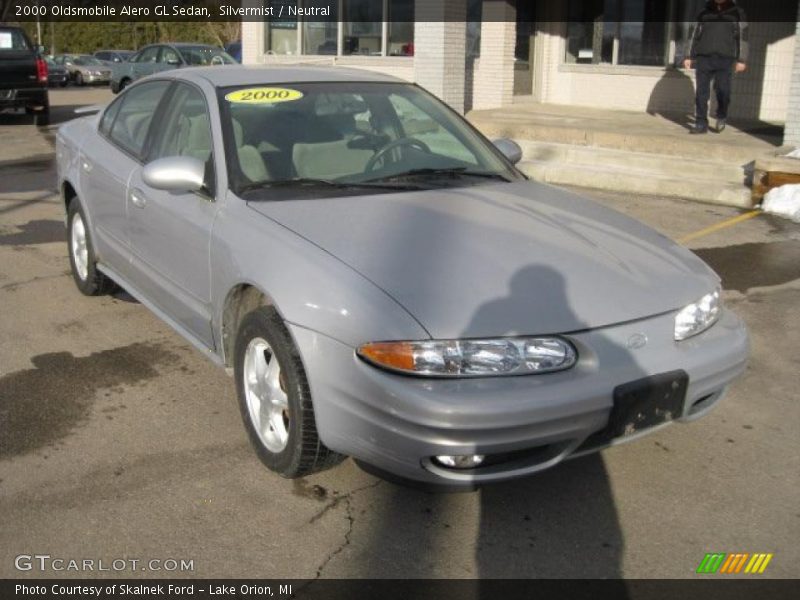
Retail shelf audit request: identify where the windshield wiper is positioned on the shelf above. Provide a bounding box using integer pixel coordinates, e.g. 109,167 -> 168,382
365,167 -> 511,183
238,177 -> 420,195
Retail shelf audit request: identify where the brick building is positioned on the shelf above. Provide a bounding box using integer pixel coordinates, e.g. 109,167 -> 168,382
241,0 -> 800,145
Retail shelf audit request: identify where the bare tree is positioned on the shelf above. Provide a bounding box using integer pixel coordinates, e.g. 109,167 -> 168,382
1,0 -> 14,23
206,21 -> 241,47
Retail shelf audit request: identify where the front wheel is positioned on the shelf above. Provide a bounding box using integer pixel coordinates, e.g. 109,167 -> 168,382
75,72 -> 84,86
67,200 -> 112,296
234,306 -> 344,478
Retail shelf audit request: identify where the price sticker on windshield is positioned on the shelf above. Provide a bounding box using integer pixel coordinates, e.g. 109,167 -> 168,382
225,87 -> 304,104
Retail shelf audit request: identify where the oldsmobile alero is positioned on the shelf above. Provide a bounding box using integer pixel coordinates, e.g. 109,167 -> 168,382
56,66 -> 749,488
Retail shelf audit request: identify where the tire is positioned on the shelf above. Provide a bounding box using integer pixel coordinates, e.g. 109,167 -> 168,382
234,306 -> 344,478
119,78 -> 131,92
75,72 -> 84,86
59,80 -> 68,88
33,106 -> 49,126
67,200 -> 112,296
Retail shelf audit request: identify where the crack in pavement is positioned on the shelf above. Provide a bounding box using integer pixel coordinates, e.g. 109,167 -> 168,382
302,479 -> 384,583
0,272 -> 69,292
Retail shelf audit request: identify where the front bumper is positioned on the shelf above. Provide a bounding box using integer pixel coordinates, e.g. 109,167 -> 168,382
289,308 -> 749,487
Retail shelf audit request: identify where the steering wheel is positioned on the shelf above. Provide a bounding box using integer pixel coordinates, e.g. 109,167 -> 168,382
365,137 -> 431,173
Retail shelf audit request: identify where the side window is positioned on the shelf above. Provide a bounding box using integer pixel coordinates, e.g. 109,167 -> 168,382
99,96 -> 123,136
149,83 -> 215,192
95,52 -> 107,61
160,47 -> 181,64
138,46 -> 160,63
108,81 -> 171,158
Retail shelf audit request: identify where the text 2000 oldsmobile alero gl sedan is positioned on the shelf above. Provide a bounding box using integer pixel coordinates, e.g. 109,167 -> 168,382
56,66 -> 749,488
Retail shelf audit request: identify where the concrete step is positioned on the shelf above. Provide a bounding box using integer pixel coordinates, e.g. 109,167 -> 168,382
516,140 -> 749,184
519,159 -> 753,208
471,115 -> 771,164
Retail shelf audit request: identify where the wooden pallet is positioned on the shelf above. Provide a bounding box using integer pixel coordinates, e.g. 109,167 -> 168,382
752,157 -> 800,203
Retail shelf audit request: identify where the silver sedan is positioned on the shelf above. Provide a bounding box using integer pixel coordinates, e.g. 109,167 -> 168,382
53,54 -> 111,86
55,66 -> 749,489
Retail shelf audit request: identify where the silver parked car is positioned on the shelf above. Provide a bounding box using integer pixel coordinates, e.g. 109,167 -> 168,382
110,43 -> 235,93
53,54 -> 111,86
55,67 -> 749,489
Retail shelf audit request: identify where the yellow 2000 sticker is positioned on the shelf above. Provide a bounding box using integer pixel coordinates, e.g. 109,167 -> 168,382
225,87 -> 304,104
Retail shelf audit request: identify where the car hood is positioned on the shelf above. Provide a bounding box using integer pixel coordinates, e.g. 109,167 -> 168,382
248,181 -> 719,339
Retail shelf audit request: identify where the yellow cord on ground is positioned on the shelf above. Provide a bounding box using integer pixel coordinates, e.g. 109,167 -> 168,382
678,210 -> 761,244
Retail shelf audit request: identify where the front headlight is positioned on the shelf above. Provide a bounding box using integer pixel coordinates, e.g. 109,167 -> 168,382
357,337 -> 577,377
674,287 -> 722,341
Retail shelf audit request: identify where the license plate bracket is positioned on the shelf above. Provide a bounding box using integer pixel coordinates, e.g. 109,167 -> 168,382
579,370 -> 689,450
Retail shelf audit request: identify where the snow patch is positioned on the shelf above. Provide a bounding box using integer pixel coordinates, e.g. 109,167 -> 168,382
762,184 -> 800,223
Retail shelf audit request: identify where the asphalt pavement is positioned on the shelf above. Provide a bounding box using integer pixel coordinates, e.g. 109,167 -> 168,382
0,89 -> 798,579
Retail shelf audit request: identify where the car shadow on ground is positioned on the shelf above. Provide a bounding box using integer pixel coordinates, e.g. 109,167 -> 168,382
352,453 -> 626,583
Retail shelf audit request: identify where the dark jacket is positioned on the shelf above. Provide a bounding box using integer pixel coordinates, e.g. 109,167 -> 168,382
686,0 -> 749,62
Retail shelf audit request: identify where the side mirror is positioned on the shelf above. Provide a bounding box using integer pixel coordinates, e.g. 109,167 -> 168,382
493,138 -> 523,165
142,156 -> 206,193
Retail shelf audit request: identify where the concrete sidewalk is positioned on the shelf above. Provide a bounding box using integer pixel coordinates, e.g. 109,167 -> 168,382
468,102 -> 787,208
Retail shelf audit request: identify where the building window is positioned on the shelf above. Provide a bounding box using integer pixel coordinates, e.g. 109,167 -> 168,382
265,0 -> 299,55
565,0 -> 706,67
388,0 -> 414,56
343,0 -> 383,55
265,0 -> 414,58
303,0 -> 338,55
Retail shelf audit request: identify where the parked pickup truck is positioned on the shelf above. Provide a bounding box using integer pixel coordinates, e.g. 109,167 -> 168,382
0,25 -> 49,124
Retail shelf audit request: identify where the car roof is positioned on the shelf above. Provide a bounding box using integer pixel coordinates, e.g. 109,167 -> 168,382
167,65 -> 406,87
140,42 -> 218,48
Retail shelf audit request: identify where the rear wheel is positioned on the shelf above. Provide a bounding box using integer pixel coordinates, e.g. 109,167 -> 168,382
67,200 -> 112,296
26,97 -> 49,126
234,306 -> 344,478
33,105 -> 49,126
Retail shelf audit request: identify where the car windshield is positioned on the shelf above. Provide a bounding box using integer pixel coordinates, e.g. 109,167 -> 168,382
218,82 -> 521,199
73,56 -> 104,66
179,46 -> 236,66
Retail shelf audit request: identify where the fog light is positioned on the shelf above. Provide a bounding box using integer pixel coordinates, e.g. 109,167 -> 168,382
434,454 -> 485,469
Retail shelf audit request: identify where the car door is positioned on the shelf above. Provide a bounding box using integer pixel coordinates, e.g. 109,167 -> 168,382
80,80 -> 171,278
126,81 -> 218,349
131,45 -> 160,80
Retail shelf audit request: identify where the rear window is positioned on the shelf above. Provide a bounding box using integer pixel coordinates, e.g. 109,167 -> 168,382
0,29 -> 31,52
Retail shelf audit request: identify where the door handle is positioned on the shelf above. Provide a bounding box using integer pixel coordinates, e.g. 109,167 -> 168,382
130,189 -> 147,209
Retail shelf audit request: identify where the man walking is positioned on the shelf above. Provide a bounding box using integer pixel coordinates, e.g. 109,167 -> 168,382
683,0 -> 749,134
